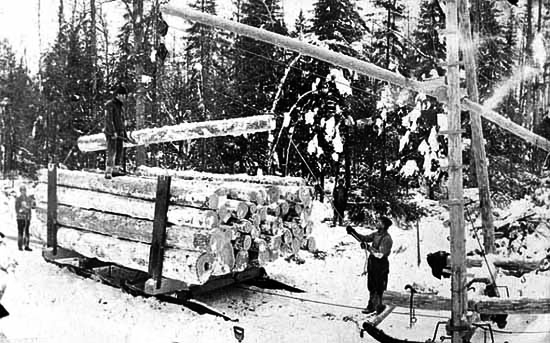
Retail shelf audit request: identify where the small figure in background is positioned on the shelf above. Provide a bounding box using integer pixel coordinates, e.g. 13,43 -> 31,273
15,185 -> 35,251
332,179 -> 348,226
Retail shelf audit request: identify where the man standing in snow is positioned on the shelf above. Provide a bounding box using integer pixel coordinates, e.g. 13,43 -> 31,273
104,85 -> 135,179
15,185 -> 35,251
347,216 -> 393,314
332,179 -> 348,226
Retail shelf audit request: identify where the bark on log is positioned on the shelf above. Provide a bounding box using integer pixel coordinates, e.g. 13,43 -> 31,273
78,115 -> 275,152
383,291 -> 550,314
266,186 -> 281,204
37,169 -> 220,209
36,185 -> 219,228
212,242 -> 235,276
257,206 -> 268,222
136,165 -> 305,186
466,257 -> 542,273
249,250 -> 270,267
250,238 -> 267,253
54,226 -> 214,284
234,250 -> 249,272
219,199 -> 249,220
35,205 -> 223,252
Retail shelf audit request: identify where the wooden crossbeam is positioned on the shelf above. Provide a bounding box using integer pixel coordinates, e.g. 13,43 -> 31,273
78,114 -> 275,152
162,5 -> 550,152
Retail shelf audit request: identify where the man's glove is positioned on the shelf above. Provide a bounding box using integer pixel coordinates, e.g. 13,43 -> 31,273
346,225 -> 354,235
360,241 -> 366,249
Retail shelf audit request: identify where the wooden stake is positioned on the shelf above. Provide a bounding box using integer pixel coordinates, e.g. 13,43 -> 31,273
459,0 -> 495,253
47,163 -> 58,254
148,175 -> 171,289
445,1 -> 469,342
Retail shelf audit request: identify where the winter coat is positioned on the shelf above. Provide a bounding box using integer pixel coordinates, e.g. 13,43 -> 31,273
15,194 -> 34,220
332,184 -> 348,207
104,98 -> 126,137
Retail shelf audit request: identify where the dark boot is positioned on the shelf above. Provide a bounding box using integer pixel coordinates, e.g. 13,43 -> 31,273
362,292 -> 376,314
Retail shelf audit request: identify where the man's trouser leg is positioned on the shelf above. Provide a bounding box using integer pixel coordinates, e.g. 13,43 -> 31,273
114,137 -> 124,171
106,137 -> 115,175
23,219 -> 30,248
17,219 -> 25,250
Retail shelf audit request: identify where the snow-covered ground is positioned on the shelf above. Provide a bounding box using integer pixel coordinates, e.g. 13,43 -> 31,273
0,180 -> 548,343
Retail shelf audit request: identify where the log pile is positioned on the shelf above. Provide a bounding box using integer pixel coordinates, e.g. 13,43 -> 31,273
34,168 -> 314,286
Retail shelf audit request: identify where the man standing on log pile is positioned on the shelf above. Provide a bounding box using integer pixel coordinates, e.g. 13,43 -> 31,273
347,216 -> 393,315
15,185 -> 35,251
104,85 -> 135,179
332,179 -> 348,226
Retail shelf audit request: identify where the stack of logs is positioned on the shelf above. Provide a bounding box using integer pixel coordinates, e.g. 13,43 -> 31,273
34,167 -> 314,286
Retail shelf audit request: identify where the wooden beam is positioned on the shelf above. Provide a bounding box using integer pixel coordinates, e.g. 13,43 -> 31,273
459,0 -> 495,253
466,257 -> 542,273
77,114 -> 275,152
149,176 -> 171,289
445,1 -> 468,341
47,163 -> 57,254
161,5 -> 550,152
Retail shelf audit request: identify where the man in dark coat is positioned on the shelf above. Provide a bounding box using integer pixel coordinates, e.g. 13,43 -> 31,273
332,179 -> 348,226
104,85 -> 134,179
347,216 -> 393,314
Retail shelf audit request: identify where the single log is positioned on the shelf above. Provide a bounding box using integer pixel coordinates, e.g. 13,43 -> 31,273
37,169 -> 220,209
286,203 -> 303,219
266,186 -> 281,204
466,257 -> 542,273
35,185 -> 218,228
383,291 -> 550,314
234,235 -> 252,251
218,205 -> 232,224
289,222 -> 303,238
291,238 -> 302,255
230,220 -> 253,234
278,200 -> 290,216
281,229 -> 293,244
249,250 -> 270,267
234,250 -> 249,272
208,228 -> 231,255
304,221 -> 313,237
53,226 -> 214,284
305,236 -> 317,252
212,242 -> 235,276
250,214 -> 261,227
284,191 -> 296,202
246,202 -> 257,214
261,218 -> 281,236
250,238 -> 267,253
78,115 -> 275,152
261,234 -> 282,251
256,206 -> 268,222
219,199 -> 249,220
250,226 -> 261,240
136,165 -> 305,186
35,205 -> 223,252
266,248 -> 279,262
266,203 -> 281,217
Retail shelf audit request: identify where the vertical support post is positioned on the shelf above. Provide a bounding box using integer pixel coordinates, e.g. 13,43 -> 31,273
46,163 -> 58,255
148,175 -> 171,289
445,1 -> 469,342
458,0 -> 495,253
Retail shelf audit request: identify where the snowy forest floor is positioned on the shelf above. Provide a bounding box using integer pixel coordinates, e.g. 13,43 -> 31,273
0,179 -> 549,343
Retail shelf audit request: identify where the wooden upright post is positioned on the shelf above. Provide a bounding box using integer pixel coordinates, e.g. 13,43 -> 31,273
444,1 -> 469,342
46,163 -> 58,255
148,175 -> 171,289
458,0 -> 495,253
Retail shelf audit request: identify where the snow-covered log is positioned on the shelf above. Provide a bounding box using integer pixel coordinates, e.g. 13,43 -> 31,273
35,205 -> 221,252
136,165 -> 305,187
78,114 -> 276,152
35,185 -> 218,228
37,169 -> 220,209
466,257 -> 542,273
55,227 -> 214,285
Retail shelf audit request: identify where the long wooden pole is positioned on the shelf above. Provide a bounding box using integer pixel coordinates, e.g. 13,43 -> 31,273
459,0 -> 495,253
445,1 -> 469,341
161,4 -> 550,152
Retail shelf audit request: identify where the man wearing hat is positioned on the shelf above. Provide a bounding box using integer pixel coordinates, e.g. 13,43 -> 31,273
104,85 -> 136,179
347,216 -> 393,314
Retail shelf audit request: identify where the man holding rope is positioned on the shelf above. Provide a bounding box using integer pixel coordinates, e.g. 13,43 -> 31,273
347,216 -> 393,315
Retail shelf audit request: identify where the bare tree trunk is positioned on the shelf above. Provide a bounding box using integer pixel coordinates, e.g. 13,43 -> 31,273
134,0 -> 146,167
